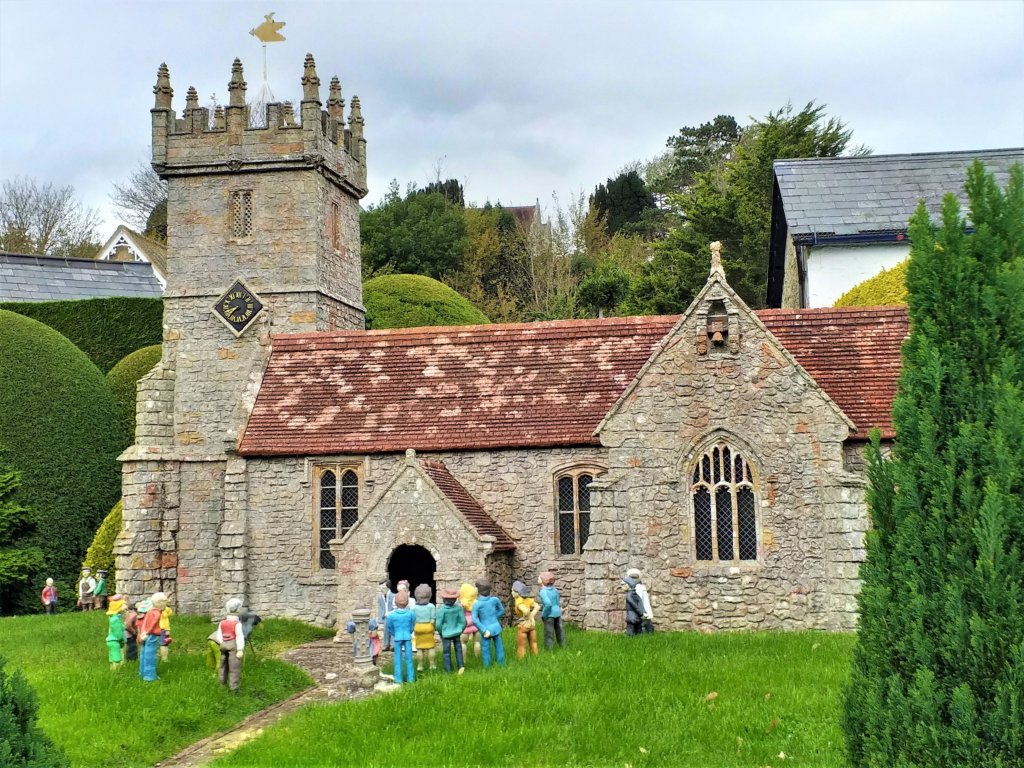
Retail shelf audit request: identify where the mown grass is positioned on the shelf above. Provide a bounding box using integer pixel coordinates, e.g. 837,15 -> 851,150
215,628 -> 854,768
0,611 -> 333,768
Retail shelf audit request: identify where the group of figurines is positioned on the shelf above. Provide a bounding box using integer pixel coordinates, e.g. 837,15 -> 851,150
370,571 -> 567,685
97,589 -> 174,681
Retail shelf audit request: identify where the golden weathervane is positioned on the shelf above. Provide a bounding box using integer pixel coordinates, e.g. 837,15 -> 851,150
250,13 -> 286,43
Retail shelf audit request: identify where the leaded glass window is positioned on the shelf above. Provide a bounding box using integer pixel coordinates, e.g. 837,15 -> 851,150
316,465 -> 360,570
555,470 -> 599,555
690,443 -> 758,563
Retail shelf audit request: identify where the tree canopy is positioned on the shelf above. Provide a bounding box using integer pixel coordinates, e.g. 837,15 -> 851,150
843,163 -> 1024,766
0,177 -> 101,258
591,170 -> 656,237
363,274 -> 489,329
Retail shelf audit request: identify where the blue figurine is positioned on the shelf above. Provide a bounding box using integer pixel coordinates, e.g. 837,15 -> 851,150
385,590 -> 416,684
470,578 -> 506,667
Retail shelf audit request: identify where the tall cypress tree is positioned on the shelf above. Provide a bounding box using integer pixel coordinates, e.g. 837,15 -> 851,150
844,162 -> 1024,767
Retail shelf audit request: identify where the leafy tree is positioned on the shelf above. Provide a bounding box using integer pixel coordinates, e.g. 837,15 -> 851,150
576,261 -> 631,317
0,468 -> 44,614
361,182 -> 469,279
418,178 -> 465,207
0,655 -> 69,768
0,177 -> 101,258
449,204 -> 528,322
635,102 -> 862,311
591,170 -> 656,236
109,160 -> 167,236
844,163 -> 1024,767
647,114 -> 741,200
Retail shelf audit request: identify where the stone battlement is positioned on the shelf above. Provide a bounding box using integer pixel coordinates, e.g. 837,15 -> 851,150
151,54 -> 367,197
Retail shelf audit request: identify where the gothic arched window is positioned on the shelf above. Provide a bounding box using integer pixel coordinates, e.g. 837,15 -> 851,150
555,469 -> 599,555
690,443 -> 758,563
316,466 -> 360,569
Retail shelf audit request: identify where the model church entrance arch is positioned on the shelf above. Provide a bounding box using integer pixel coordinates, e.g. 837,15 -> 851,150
387,544 -> 437,603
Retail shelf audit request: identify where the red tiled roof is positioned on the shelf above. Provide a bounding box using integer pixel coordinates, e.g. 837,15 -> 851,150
240,316 -> 677,456
419,459 -> 516,551
758,306 -> 908,440
238,307 -> 908,456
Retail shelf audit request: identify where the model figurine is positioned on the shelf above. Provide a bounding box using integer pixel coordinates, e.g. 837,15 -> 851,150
538,571 -> 565,648
385,590 -> 416,684
627,568 -> 654,633
412,584 -> 437,672
396,579 -> 413,650
124,602 -> 139,662
622,574 -> 645,636
159,602 -> 174,662
436,587 -> 467,674
512,580 -> 540,658
77,567 -> 96,611
459,582 -> 481,658
376,578 -> 397,651
214,597 -> 245,692
104,594 -> 126,670
138,595 -> 164,681
93,570 -> 108,611
471,579 -> 506,668
40,578 -> 57,614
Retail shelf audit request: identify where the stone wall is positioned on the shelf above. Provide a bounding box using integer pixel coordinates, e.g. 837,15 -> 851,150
585,275 -> 868,632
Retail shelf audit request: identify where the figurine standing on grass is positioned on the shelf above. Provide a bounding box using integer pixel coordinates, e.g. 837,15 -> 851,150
386,591 -> 416,684
459,582 -> 481,659
538,571 -> 565,649
137,595 -> 164,681
436,587 -> 466,674
376,578 -> 396,651
215,597 -> 246,692
621,574 -> 645,636
627,568 -> 655,633
40,578 -> 57,614
105,594 -> 127,670
93,570 -> 108,611
512,580 -> 540,658
471,579 -> 506,668
77,568 -> 96,611
412,584 -> 437,672
159,601 -> 174,662
124,602 -> 139,662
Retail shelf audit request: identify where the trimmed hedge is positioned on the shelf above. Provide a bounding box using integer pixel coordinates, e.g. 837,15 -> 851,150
107,345 -> 161,445
364,274 -> 489,330
0,310 -> 122,614
83,500 -> 122,590
834,260 -> 908,307
0,297 -> 163,373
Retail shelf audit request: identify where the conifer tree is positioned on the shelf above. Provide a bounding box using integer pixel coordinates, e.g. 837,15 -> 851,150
844,162 -> 1024,767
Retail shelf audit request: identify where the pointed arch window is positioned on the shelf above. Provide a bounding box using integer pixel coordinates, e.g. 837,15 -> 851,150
555,468 -> 601,555
316,466 -> 360,569
690,443 -> 758,563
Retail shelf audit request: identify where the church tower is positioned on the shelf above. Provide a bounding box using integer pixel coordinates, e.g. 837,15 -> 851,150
116,54 -> 367,612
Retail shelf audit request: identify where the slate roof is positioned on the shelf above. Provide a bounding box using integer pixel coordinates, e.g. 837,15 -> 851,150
239,307 -> 909,457
0,252 -> 165,302
97,225 -> 168,281
774,148 -> 1023,240
419,459 -> 516,551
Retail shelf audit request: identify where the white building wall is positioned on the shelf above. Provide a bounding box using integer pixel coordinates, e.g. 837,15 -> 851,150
805,242 -> 909,307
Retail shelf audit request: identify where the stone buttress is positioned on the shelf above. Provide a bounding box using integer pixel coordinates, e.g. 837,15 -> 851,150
116,54 -> 368,614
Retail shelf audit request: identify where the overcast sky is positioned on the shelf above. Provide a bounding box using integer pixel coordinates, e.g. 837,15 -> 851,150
1,0 -> 1022,236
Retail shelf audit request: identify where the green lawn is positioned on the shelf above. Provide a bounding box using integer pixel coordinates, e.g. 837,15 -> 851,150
215,628 -> 854,768
0,611 -> 333,768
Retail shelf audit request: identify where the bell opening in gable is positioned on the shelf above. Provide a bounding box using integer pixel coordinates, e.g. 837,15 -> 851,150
707,299 -> 728,347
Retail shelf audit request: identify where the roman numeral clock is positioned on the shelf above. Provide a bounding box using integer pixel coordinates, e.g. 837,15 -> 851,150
213,279 -> 265,335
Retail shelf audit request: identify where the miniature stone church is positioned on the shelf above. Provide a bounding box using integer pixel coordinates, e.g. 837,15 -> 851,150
116,54 -> 908,634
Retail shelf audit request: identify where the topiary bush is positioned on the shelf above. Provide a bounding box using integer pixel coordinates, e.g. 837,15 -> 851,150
0,655 -> 69,767
82,500 -> 122,592
107,345 -> 161,445
833,259 -> 908,307
363,274 -> 489,330
0,310 -> 122,614
0,297 -> 163,373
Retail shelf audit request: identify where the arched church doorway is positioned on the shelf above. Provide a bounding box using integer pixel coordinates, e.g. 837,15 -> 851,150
387,544 -> 437,604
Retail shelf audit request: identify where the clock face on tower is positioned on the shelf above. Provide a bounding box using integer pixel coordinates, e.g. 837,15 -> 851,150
213,279 -> 264,335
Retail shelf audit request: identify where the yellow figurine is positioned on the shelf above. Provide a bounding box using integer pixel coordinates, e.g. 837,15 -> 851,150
459,582 -> 481,658
512,580 -> 540,658
159,604 -> 174,662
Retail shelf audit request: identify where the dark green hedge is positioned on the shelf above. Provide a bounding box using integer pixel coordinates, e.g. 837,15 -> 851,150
0,297 -> 163,373
364,274 -> 489,329
0,310 -> 122,614
107,345 -> 162,445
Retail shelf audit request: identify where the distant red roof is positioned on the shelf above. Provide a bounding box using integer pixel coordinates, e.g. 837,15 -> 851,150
420,459 -> 516,551
238,307 -> 908,457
